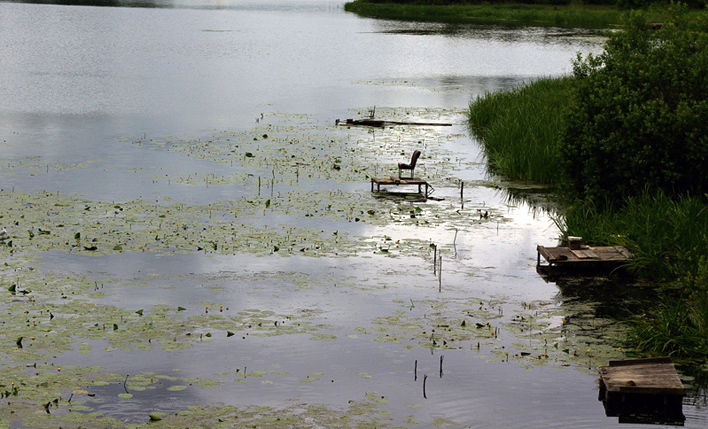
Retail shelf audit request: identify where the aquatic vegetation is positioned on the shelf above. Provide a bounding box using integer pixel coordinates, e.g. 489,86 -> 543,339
628,256 -> 708,360
0,108 -> 638,426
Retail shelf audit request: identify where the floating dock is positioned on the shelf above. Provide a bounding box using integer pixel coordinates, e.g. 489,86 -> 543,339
536,243 -> 632,272
371,177 -> 433,198
599,357 -> 685,424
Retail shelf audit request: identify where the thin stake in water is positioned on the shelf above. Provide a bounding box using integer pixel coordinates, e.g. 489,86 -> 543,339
438,255 -> 442,292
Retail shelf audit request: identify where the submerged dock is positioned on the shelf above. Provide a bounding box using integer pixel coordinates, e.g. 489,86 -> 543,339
371,177 -> 433,198
338,118 -> 452,128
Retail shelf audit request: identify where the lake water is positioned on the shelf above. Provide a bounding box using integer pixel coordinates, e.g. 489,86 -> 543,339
1,1 -> 706,427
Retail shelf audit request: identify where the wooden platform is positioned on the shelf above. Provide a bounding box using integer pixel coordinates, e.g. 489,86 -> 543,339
536,244 -> 632,271
598,357 -> 685,423
600,357 -> 685,396
371,177 -> 433,198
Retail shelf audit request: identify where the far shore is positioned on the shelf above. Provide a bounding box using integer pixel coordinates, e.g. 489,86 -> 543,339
343,1 -> 697,29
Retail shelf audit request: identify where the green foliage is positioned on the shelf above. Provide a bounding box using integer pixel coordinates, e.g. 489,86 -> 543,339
627,294 -> 708,359
467,77 -> 573,184
561,5 -> 708,206
628,255 -> 708,360
562,190 -> 708,280
616,0 -> 650,9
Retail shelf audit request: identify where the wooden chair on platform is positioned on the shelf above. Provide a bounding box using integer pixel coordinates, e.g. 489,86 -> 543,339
398,150 -> 421,178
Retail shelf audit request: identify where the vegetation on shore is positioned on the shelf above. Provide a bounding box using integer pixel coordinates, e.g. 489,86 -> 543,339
344,1 -> 622,28
344,0 -> 703,29
468,76 -> 573,184
467,5 -> 708,361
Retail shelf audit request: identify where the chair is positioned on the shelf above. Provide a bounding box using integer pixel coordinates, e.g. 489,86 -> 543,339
398,150 -> 421,178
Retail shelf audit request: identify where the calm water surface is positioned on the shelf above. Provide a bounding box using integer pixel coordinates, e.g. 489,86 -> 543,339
1,1 -> 706,427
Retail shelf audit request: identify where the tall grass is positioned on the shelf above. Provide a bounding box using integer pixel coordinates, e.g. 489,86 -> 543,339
560,191 -> 708,360
628,294 -> 708,359
467,76 -> 572,184
562,190 -> 708,281
627,256 -> 708,359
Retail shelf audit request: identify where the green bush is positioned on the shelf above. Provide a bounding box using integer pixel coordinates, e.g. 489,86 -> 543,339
561,6 -> 708,207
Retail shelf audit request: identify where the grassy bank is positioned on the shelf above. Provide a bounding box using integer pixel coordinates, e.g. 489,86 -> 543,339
562,191 -> 708,358
344,1 -> 621,28
467,77 -> 573,184
344,1 -> 703,29
467,76 -> 708,360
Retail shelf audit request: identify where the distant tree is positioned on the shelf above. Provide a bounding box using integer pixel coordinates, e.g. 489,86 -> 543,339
561,5 -> 708,206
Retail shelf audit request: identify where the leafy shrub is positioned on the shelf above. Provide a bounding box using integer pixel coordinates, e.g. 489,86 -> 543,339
561,6 -> 708,207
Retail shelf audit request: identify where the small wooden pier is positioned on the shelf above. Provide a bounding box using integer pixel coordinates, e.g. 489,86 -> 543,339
536,240 -> 632,272
371,177 -> 433,198
599,357 -> 685,424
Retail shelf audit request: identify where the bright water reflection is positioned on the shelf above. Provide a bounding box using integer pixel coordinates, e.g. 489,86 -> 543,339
1,1 -> 705,427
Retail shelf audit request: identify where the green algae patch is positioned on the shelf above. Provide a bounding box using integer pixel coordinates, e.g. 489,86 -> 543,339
310,333 -> 337,340
141,400 -> 401,428
360,296 -> 627,370
0,109 -> 510,266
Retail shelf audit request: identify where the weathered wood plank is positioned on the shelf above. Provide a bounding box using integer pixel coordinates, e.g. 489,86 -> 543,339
570,248 -> 598,259
599,357 -> 685,396
536,244 -> 632,271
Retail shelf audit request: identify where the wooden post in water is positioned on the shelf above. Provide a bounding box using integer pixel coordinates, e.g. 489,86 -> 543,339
438,256 -> 442,292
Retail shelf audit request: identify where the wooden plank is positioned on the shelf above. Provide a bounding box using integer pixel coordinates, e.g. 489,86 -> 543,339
570,248 -> 598,259
616,246 -> 634,259
599,358 -> 685,396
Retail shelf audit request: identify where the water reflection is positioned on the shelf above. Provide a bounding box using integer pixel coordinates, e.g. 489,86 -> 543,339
372,19 -> 606,46
5,0 -> 174,6
2,0 -> 346,12
543,273 -> 660,319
